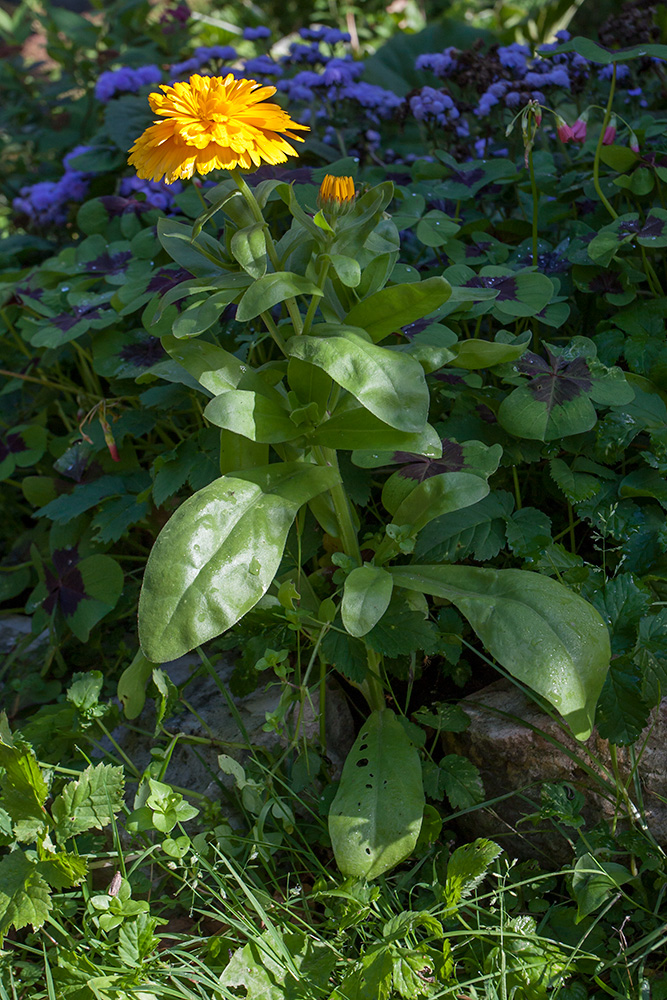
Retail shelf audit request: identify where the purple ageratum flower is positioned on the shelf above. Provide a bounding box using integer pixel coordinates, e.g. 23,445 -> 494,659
243,26 -> 271,41
94,64 -> 161,102
322,28 -> 351,44
338,82 -> 403,118
498,43 -> 531,71
283,41 -> 327,65
119,176 -> 183,211
169,56 -> 200,75
600,63 -> 630,81
320,56 -> 363,86
415,48 -> 458,77
410,87 -> 459,126
243,55 -> 282,77
195,44 -> 237,63
62,144 -> 95,172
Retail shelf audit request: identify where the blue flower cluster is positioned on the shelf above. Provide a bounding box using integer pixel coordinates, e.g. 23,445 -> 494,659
118,176 -> 183,212
299,26 -> 351,45
170,45 -> 238,78
277,55 -> 400,123
95,65 -> 162,102
409,86 -> 460,128
14,145 -> 97,227
242,26 -> 271,41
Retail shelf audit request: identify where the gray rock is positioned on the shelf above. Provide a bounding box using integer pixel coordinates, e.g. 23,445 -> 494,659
111,653 -> 355,802
0,614 -> 48,657
444,680 -> 667,862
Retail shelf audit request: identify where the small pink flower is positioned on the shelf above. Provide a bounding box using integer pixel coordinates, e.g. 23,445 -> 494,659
630,135 -> 640,154
535,111 -> 542,126
602,124 -> 617,145
557,120 -> 573,143
571,118 -> 587,141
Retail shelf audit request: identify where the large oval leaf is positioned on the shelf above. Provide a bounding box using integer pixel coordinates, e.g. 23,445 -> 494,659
288,330 -> 428,432
391,565 -> 610,740
236,271 -> 322,322
329,709 -> 424,879
310,406 -> 441,455
387,471 -> 492,531
139,462 -> 339,661
341,565 -> 394,638
204,390 -> 304,443
343,276 -> 451,342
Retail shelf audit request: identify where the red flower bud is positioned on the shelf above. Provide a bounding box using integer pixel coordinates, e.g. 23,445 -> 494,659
602,124 -> 617,145
571,118 -> 587,141
557,121 -> 573,143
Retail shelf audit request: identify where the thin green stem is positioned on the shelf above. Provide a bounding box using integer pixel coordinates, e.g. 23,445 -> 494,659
313,445 -> 361,564
528,146 -> 539,269
231,168 -> 303,334
512,466 -> 522,510
302,257 -> 330,337
592,64 -> 618,220
259,310 -> 287,354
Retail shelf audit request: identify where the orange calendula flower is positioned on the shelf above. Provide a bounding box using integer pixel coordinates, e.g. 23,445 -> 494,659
318,174 -> 356,208
128,73 -> 309,184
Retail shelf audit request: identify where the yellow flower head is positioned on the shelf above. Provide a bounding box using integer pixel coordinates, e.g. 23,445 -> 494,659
127,73 -> 309,184
317,174 -> 356,209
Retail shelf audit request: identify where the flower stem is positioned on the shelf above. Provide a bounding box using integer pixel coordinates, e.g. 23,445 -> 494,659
231,168 -> 303,334
528,146 -> 539,268
593,64 -> 618,220
302,257 -> 330,337
313,445 -> 360,564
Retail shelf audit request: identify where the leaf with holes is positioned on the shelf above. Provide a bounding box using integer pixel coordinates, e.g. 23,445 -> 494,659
329,709 -> 425,879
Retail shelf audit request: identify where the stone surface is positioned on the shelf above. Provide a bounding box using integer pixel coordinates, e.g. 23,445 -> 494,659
111,653 -> 356,800
444,680 -> 667,861
0,614 -> 48,657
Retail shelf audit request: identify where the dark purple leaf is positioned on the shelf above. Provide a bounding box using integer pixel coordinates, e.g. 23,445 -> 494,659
518,348 -> 593,405
0,432 -> 26,462
146,267 -> 191,294
43,548 -> 86,616
119,336 -> 164,368
392,438 -> 464,480
84,251 -> 132,274
465,274 -> 518,301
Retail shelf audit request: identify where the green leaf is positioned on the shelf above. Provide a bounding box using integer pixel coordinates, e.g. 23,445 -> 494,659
415,491 -> 514,563
231,223 -> 267,278
0,851 -> 51,937
344,276 -> 451,342
389,472 -> 492,532
65,555 -> 124,643
287,329 -> 429,432
204,390 -> 306,443
329,709 -> 425,879
162,334 -> 272,397
635,609 -> 667,707
152,668 -> 179,736
391,565 -> 611,739
505,507 -> 552,558
220,929 -> 336,1000
550,459 -> 600,503
156,218 -> 227,277
0,737 -> 48,843
329,253 -> 361,287
571,853 -> 632,923
545,35 -> 667,64
595,657 -> 649,745
341,565 -> 394,638
365,599 -> 439,657
416,210 -> 460,247
37,851 -> 88,890
448,334 -> 530,369
438,755 -> 484,810
310,404 -> 441,454
236,271 -> 322,322
117,650 -> 155,720
51,763 -> 125,842
138,462 -> 340,661
443,838 -> 502,910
